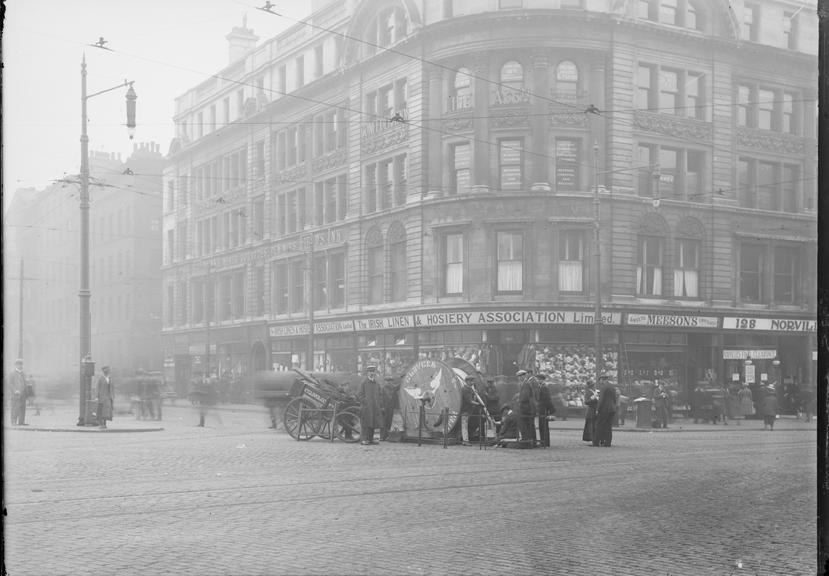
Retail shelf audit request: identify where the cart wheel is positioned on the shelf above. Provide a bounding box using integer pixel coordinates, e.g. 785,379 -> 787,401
283,398 -> 319,440
334,408 -> 361,443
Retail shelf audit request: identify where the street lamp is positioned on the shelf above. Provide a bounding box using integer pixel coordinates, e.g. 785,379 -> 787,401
77,55 -> 136,426
593,142 -> 602,384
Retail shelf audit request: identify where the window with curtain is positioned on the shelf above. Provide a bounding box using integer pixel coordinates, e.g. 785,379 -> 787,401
558,230 -> 585,292
291,260 -> 304,313
674,239 -> 700,298
739,244 -> 764,303
636,236 -> 663,296
497,231 -> 523,293
444,233 -> 464,296
773,246 -> 799,304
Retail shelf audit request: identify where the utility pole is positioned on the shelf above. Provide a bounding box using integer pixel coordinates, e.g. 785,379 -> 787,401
18,259 -> 24,360
593,143 -> 603,385
205,259 -> 212,379
306,232 -> 315,370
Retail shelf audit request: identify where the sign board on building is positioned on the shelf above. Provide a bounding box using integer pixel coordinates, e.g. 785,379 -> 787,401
722,349 -> 777,360
413,310 -> 622,327
722,317 -> 816,332
355,315 -> 414,331
313,320 -> 355,334
269,324 -> 310,338
745,364 -> 756,384
626,314 -> 718,328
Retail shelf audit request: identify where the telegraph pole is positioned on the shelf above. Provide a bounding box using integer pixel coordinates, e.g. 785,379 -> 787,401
18,259 -> 24,360
593,143 -> 603,384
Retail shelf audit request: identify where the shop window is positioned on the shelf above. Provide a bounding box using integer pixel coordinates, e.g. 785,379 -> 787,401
496,231 -> 523,293
451,142 -> 471,194
739,243 -> 765,303
330,252 -> 345,308
499,138 -> 523,190
449,67 -> 473,112
636,236 -> 663,296
773,246 -> 800,304
443,233 -> 464,296
674,239 -> 700,298
389,224 -> 407,302
558,230 -> 585,293
291,260 -> 305,313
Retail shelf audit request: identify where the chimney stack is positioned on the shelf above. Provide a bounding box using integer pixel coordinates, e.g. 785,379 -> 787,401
226,16 -> 258,65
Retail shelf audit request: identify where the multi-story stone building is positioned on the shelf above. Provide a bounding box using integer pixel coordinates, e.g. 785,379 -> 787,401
5,143 -> 166,382
161,0 -> 817,408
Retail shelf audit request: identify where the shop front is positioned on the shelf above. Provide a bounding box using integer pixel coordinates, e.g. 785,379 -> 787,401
620,313 -> 720,413
721,315 -> 816,415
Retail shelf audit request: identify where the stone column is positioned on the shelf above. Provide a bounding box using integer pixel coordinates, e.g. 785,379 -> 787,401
531,49 -> 551,191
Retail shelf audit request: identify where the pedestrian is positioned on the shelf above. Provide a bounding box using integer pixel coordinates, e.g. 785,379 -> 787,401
760,385 -> 779,431
798,383 -> 814,422
191,371 -> 219,427
96,366 -> 115,429
652,382 -> 670,428
736,382 -> 754,426
582,380 -> 599,444
593,377 -> 617,447
536,374 -> 556,447
380,375 -> 400,441
359,365 -> 382,445
614,386 -> 628,426
498,404 -> 519,442
517,369 -> 537,446
6,358 -> 29,426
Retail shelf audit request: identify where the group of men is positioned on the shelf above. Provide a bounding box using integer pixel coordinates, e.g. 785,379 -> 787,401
512,368 -> 558,447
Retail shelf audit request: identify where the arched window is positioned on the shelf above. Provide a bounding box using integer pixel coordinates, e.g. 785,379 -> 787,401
388,223 -> 407,302
500,61 -> 524,97
366,227 -> 384,305
449,67 -> 473,111
555,61 -> 579,101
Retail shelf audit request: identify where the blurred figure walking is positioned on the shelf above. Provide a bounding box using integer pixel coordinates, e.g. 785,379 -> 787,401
7,358 -> 29,426
96,366 -> 115,429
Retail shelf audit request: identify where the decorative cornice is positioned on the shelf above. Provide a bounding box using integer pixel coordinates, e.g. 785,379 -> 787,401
311,147 -> 348,173
274,163 -> 307,184
361,122 -> 409,154
634,111 -> 712,141
548,111 -> 589,128
443,114 -> 474,132
490,107 -> 530,129
735,127 -> 807,155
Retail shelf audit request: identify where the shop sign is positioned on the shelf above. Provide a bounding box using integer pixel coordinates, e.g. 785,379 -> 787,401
413,310 -> 622,327
626,313 -> 718,328
313,319 -> 354,334
745,364 -> 756,384
355,315 -> 414,331
163,358 -> 175,368
269,324 -> 310,338
723,317 -> 816,332
722,349 -> 777,360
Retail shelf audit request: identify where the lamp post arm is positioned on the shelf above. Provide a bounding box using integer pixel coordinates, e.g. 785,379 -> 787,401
85,80 -> 134,101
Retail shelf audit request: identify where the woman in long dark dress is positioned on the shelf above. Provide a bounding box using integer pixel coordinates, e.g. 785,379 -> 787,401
593,380 -> 617,447
582,381 -> 599,443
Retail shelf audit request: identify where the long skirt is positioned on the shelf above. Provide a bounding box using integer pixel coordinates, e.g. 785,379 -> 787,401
593,412 -> 614,446
582,416 -> 594,442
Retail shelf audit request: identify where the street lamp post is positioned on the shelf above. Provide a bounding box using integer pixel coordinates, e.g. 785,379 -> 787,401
305,232 -> 316,371
77,55 -> 136,426
593,143 -> 603,384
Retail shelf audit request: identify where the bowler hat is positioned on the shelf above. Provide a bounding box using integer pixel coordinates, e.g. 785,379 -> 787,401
366,364 -> 377,371
516,369 -> 528,377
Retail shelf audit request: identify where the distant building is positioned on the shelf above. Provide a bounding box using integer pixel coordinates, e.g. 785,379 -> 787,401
4,143 -> 166,380
161,0 -> 817,406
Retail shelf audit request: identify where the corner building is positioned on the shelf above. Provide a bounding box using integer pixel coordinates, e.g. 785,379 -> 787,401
162,0 -> 817,407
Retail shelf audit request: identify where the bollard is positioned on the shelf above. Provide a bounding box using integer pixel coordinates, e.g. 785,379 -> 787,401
418,404 -> 424,447
442,407 -> 449,449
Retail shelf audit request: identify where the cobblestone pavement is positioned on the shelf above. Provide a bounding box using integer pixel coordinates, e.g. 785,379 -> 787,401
3,403 -> 818,576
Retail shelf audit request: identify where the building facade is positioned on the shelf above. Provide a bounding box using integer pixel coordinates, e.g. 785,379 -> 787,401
161,0 -> 817,407
4,143 -> 166,383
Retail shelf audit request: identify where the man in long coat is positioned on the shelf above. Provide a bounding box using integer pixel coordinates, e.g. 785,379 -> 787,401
593,378 -> 617,447
517,370 -> 537,446
96,366 -> 115,429
535,374 -> 556,447
582,380 -> 598,443
7,358 -> 28,426
359,365 -> 382,445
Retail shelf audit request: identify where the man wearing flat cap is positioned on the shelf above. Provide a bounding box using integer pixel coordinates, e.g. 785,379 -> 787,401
517,369 -> 538,446
359,365 -> 382,445
96,366 -> 115,429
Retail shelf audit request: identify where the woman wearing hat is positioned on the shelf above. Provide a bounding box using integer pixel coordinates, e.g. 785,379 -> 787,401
582,380 -> 599,443
760,385 -> 779,431
96,366 -> 115,429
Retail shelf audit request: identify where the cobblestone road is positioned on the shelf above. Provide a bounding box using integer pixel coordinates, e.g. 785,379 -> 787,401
3,404 -> 817,576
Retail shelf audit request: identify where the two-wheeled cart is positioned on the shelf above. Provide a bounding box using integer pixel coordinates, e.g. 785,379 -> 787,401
282,369 -> 362,442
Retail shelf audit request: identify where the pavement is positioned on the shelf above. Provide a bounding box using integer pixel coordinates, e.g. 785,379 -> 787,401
3,399 -> 819,576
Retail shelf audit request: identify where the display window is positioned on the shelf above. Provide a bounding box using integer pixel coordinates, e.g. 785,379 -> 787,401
417,329 -> 487,373
358,333 -> 415,376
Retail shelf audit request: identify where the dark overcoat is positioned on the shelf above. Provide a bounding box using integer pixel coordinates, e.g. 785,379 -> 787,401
97,375 -> 114,421
359,377 -> 382,429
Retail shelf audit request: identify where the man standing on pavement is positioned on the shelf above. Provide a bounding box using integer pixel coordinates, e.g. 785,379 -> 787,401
517,369 -> 537,446
359,365 -> 382,445
96,366 -> 115,429
535,374 -> 556,447
582,380 -> 598,444
7,358 -> 29,426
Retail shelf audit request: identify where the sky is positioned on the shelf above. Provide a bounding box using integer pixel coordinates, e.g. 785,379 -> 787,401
3,0 -> 312,209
